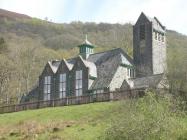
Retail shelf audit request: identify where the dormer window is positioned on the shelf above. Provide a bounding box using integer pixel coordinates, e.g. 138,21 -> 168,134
44,76 -> 51,101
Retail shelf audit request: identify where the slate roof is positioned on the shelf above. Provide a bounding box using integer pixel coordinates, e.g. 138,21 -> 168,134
127,74 -> 164,89
46,48 -> 133,90
82,38 -> 93,46
87,48 -> 133,89
80,57 -> 97,78
88,48 -> 133,65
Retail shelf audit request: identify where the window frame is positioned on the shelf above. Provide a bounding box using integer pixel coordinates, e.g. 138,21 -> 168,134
43,76 -> 51,101
75,70 -> 83,96
59,73 -> 66,98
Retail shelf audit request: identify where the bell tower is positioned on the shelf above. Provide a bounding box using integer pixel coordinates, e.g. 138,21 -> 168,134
78,35 -> 95,59
133,12 -> 166,77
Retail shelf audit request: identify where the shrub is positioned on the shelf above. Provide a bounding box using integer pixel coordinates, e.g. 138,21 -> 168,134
102,91 -> 185,140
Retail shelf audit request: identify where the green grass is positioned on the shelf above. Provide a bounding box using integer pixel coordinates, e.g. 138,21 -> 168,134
1,96 -> 187,140
0,102 -> 119,140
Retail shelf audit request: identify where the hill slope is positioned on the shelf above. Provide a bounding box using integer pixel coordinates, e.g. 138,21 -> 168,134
0,8 -> 31,20
1,9 -> 187,52
0,94 -> 187,140
0,102 -> 119,140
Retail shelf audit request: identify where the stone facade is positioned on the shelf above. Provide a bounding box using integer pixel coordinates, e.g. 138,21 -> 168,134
109,66 -> 128,91
133,12 -> 166,77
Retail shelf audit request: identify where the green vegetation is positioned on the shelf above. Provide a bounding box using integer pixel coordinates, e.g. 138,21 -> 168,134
0,101 -> 118,140
0,91 -> 187,140
102,92 -> 187,140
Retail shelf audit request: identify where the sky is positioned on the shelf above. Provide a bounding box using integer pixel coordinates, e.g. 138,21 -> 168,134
0,0 -> 187,35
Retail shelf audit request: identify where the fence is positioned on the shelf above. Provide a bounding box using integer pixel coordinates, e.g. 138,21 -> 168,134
0,89 -> 144,114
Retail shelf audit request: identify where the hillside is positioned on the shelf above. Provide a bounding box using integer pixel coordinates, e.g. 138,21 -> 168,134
0,102 -> 118,140
0,9 -> 186,101
0,93 -> 187,140
1,9 -> 187,51
0,9 -> 31,20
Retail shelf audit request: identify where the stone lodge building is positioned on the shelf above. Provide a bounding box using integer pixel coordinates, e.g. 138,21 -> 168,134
22,12 -> 167,102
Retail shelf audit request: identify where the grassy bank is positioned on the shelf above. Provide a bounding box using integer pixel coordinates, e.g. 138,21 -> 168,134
0,93 -> 187,140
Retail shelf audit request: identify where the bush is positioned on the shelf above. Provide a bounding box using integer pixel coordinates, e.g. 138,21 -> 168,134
0,37 -> 8,53
102,91 -> 186,140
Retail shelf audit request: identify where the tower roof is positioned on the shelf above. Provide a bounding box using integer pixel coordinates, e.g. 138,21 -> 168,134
138,12 -> 166,33
83,35 -> 92,45
78,35 -> 94,48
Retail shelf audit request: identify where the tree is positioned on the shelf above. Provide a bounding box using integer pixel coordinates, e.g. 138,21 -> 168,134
0,55 -> 14,104
167,47 -> 187,98
0,37 -> 8,53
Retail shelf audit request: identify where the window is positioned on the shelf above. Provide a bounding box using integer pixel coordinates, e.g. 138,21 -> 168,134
127,68 -> 135,78
75,70 -> 82,96
127,68 -> 131,77
44,76 -> 51,101
154,32 -> 158,40
59,74 -> 66,98
97,89 -> 104,94
140,25 -> 145,40
158,33 -> 161,41
162,35 -> 165,42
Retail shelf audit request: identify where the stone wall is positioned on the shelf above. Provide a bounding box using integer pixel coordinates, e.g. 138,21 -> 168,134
152,32 -> 167,74
109,66 -> 128,91
133,14 -> 153,77
133,13 -> 166,77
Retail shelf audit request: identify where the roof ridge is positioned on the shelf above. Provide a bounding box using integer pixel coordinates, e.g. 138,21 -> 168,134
153,17 -> 166,30
89,48 -> 121,56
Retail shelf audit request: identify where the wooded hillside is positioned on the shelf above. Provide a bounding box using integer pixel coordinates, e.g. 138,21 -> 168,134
0,9 -> 186,102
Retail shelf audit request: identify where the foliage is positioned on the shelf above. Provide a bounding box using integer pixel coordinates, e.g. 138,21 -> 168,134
102,91 -> 186,140
0,37 -> 8,53
167,47 -> 187,100
0,54 -> 15,102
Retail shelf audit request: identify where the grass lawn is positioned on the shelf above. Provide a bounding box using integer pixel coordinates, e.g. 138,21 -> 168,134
1,96 -> 187,140
0,101 -> 119,140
